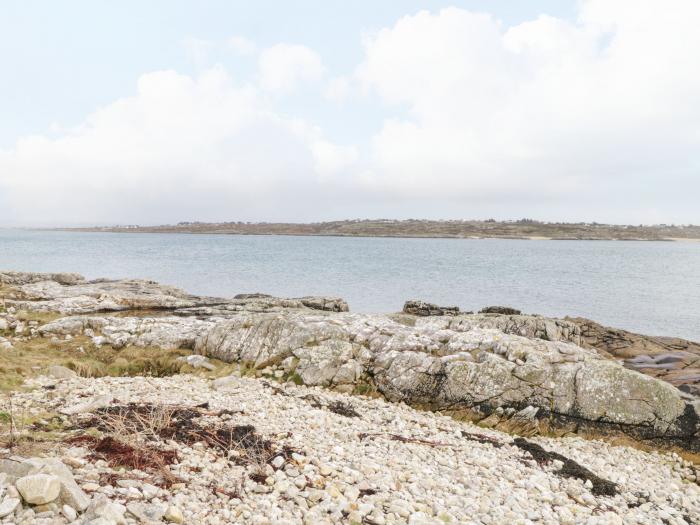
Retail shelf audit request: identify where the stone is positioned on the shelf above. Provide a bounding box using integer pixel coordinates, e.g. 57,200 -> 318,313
177,354 -> 215,370
62,504 -> 78,521
22,458 -> 90,511
61,394 -> 113,415
4,270 -> 700,455
9,276 -> 215,315
3,369 -> 698,523
89,518 -> 116,525
0,497 -> 20,518
140,483 -> 159,500
85,495 -> 127,525
126,501 -> 166,522
7,271 -> 348,317
164,505 -> 184,524
41,315 -> 215,351
15,474 -> 61,505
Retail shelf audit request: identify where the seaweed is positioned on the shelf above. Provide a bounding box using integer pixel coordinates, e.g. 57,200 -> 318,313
513,437 -> 618,496
70,402 -> 296,483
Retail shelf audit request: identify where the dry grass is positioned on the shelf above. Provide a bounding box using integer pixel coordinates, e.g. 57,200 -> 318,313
0,283 -> 14,303
0,394 -> 66,456
14,310 -> 63,324
99,404 -> 178,441
0,335 -> 214,392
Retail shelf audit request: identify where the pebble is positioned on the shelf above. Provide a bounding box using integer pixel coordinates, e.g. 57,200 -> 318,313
2,372 -> 698,525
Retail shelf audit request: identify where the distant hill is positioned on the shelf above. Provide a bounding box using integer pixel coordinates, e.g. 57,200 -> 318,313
57,219 -> 700,241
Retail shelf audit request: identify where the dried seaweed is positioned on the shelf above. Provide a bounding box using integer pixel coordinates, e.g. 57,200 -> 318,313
64,435 -> 180,486
303,395 -> 361,418
513,437 -> 618,496
460,430 -> 504,448
71,402 -> 296,481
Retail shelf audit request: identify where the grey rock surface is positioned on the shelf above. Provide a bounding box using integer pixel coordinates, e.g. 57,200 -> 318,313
0,271 -> 84,286
195,312 -> 699,447
4,270 -> 348,316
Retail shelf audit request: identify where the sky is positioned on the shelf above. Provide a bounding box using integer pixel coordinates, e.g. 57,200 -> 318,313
0,0 -> 698,226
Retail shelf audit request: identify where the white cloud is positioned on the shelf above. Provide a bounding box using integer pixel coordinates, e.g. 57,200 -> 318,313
310,140 -> 358,178
258,44 -> 324,93
351,1 -> 700,220
228,35 -> 257,56
0,67 -> 352,225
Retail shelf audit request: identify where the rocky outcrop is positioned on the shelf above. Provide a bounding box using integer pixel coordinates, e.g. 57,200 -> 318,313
4,271 -> 699,454
297,296 -> 349,313
444,314 -> 583,346
8,277 -> 219,314
568,317 -> 700,357
39,315 -> 216,350
233,293 -> 350,312
0,271 -> 84,286
566,317 -> 700,399
195,312 -> 700,451
403,300 -> 460,316
480,306 -> 522,315
3,270 -> 348,315
413,311 -> 700,399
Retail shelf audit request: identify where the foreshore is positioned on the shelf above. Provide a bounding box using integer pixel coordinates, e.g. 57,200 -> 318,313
1,271 -> 699,524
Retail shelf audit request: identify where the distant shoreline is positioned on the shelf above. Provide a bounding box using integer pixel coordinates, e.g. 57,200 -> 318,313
43,219 -> 700,242
47,229 -> 700,242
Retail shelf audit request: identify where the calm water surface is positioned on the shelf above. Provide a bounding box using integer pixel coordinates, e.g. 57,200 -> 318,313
1,229 -> 699,340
